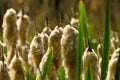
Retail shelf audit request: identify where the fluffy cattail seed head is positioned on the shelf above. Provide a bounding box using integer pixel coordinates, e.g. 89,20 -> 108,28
97,43 -> 103,77
42,27 -> 52,36
39,48 -> 57,80
82,47 -> 100,80
0,61 -> 10,80
61,24 -> 78,80
70,18 -> 79,29
6,46 -> 16,64
41,33 -> 49,54
17,9 -> 30,46
0,42 -> 3,61
28,33 -> 44,75
9,52 -> 26,80
2,8 -> 18,47
111,35 -> 119,51
48,26 -> 63,70
106,48 -> 120,80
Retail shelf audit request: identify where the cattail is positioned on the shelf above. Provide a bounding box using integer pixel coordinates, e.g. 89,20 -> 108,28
28,33 -> 44,74
17,45 -> 29,63
39,48 -> 57,80
70,18 -> 79,29
16,9 -> 30,62
41,33 -> 49,54
106,48 -> 120,80
2,8 -> 18,49
2,8 -> 18,64
17,9 -> 30,46
0,61 -> 10,80
49,26 -> 63,70
6,45 -> 16,64
42,27 -> 52,36
82,46 -> 100,80
0,49 -> 10,80
111,33 -> 119,52
0,42 -> 3,61
0,41 -> 7,61
16,9 -> 30,63
97,43 -> 103,77
41,17 -> 52,36
38,26 -> 63,80
36,68 -> 42,80
9,52 -> 26,80
61,24 -> 78,80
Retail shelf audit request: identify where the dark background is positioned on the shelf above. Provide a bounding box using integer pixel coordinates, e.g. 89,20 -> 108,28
0,0 -> 120,35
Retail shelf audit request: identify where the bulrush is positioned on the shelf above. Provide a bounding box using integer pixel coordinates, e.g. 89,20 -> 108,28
42,26 -> 52,36
97,43 -> 103,77
16,9 -> 30,63
61,24 -> 78,80
111,33 -> 119,52
17,45 -> 29,64
39,48 -> 57,80
0,52 -> 10,80
0,42 -> 3,61
39,26 -> 63,80
17,9 -> 30,46
9,52 -> 26,80
2,8 -> 18,64
41,18 -> 52,36
2,8 -> 18,49
28,33 -> 44,75
36,68 -> 42,80
70,18 -> 79,29
82,46 -> 100,80
106,48 -> 120,80
6,46 -> 16,64
49,26 -> 63,70
41,33 -> 49,54
0,61 -> 10,80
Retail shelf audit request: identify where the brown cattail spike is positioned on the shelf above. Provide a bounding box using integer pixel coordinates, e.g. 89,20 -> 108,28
28,33 -> 44,75
82,47 -> 100,80
0,60 -> 10,80
61,25 -> 78,80
39,48 -> 57,80
106,48 -> 120,80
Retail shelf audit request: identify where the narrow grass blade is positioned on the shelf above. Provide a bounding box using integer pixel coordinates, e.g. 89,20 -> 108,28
78,1 -> 87,80
24,62 -> 36,80
79,1 -> 87,40
115,51 -> 120,80
57,67 -> 65,80
101,0 -> 110,80
42,47 -> 53,80
79,0 -> 88,46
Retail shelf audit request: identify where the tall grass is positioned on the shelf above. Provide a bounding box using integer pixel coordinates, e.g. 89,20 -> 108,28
78,1 -> 88,80
57,67 -> 65,80
77,1 -> 84,80
1,0 -> 120,80
42,47 -> 53,80
101,0 -> 110,80
24,62 -> 36,80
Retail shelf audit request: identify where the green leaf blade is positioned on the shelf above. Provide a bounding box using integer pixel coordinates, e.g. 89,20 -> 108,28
101,0 -> 110,80
78,1 -> 88,80
42,47 -> 53,80
58,67 -> 65,80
